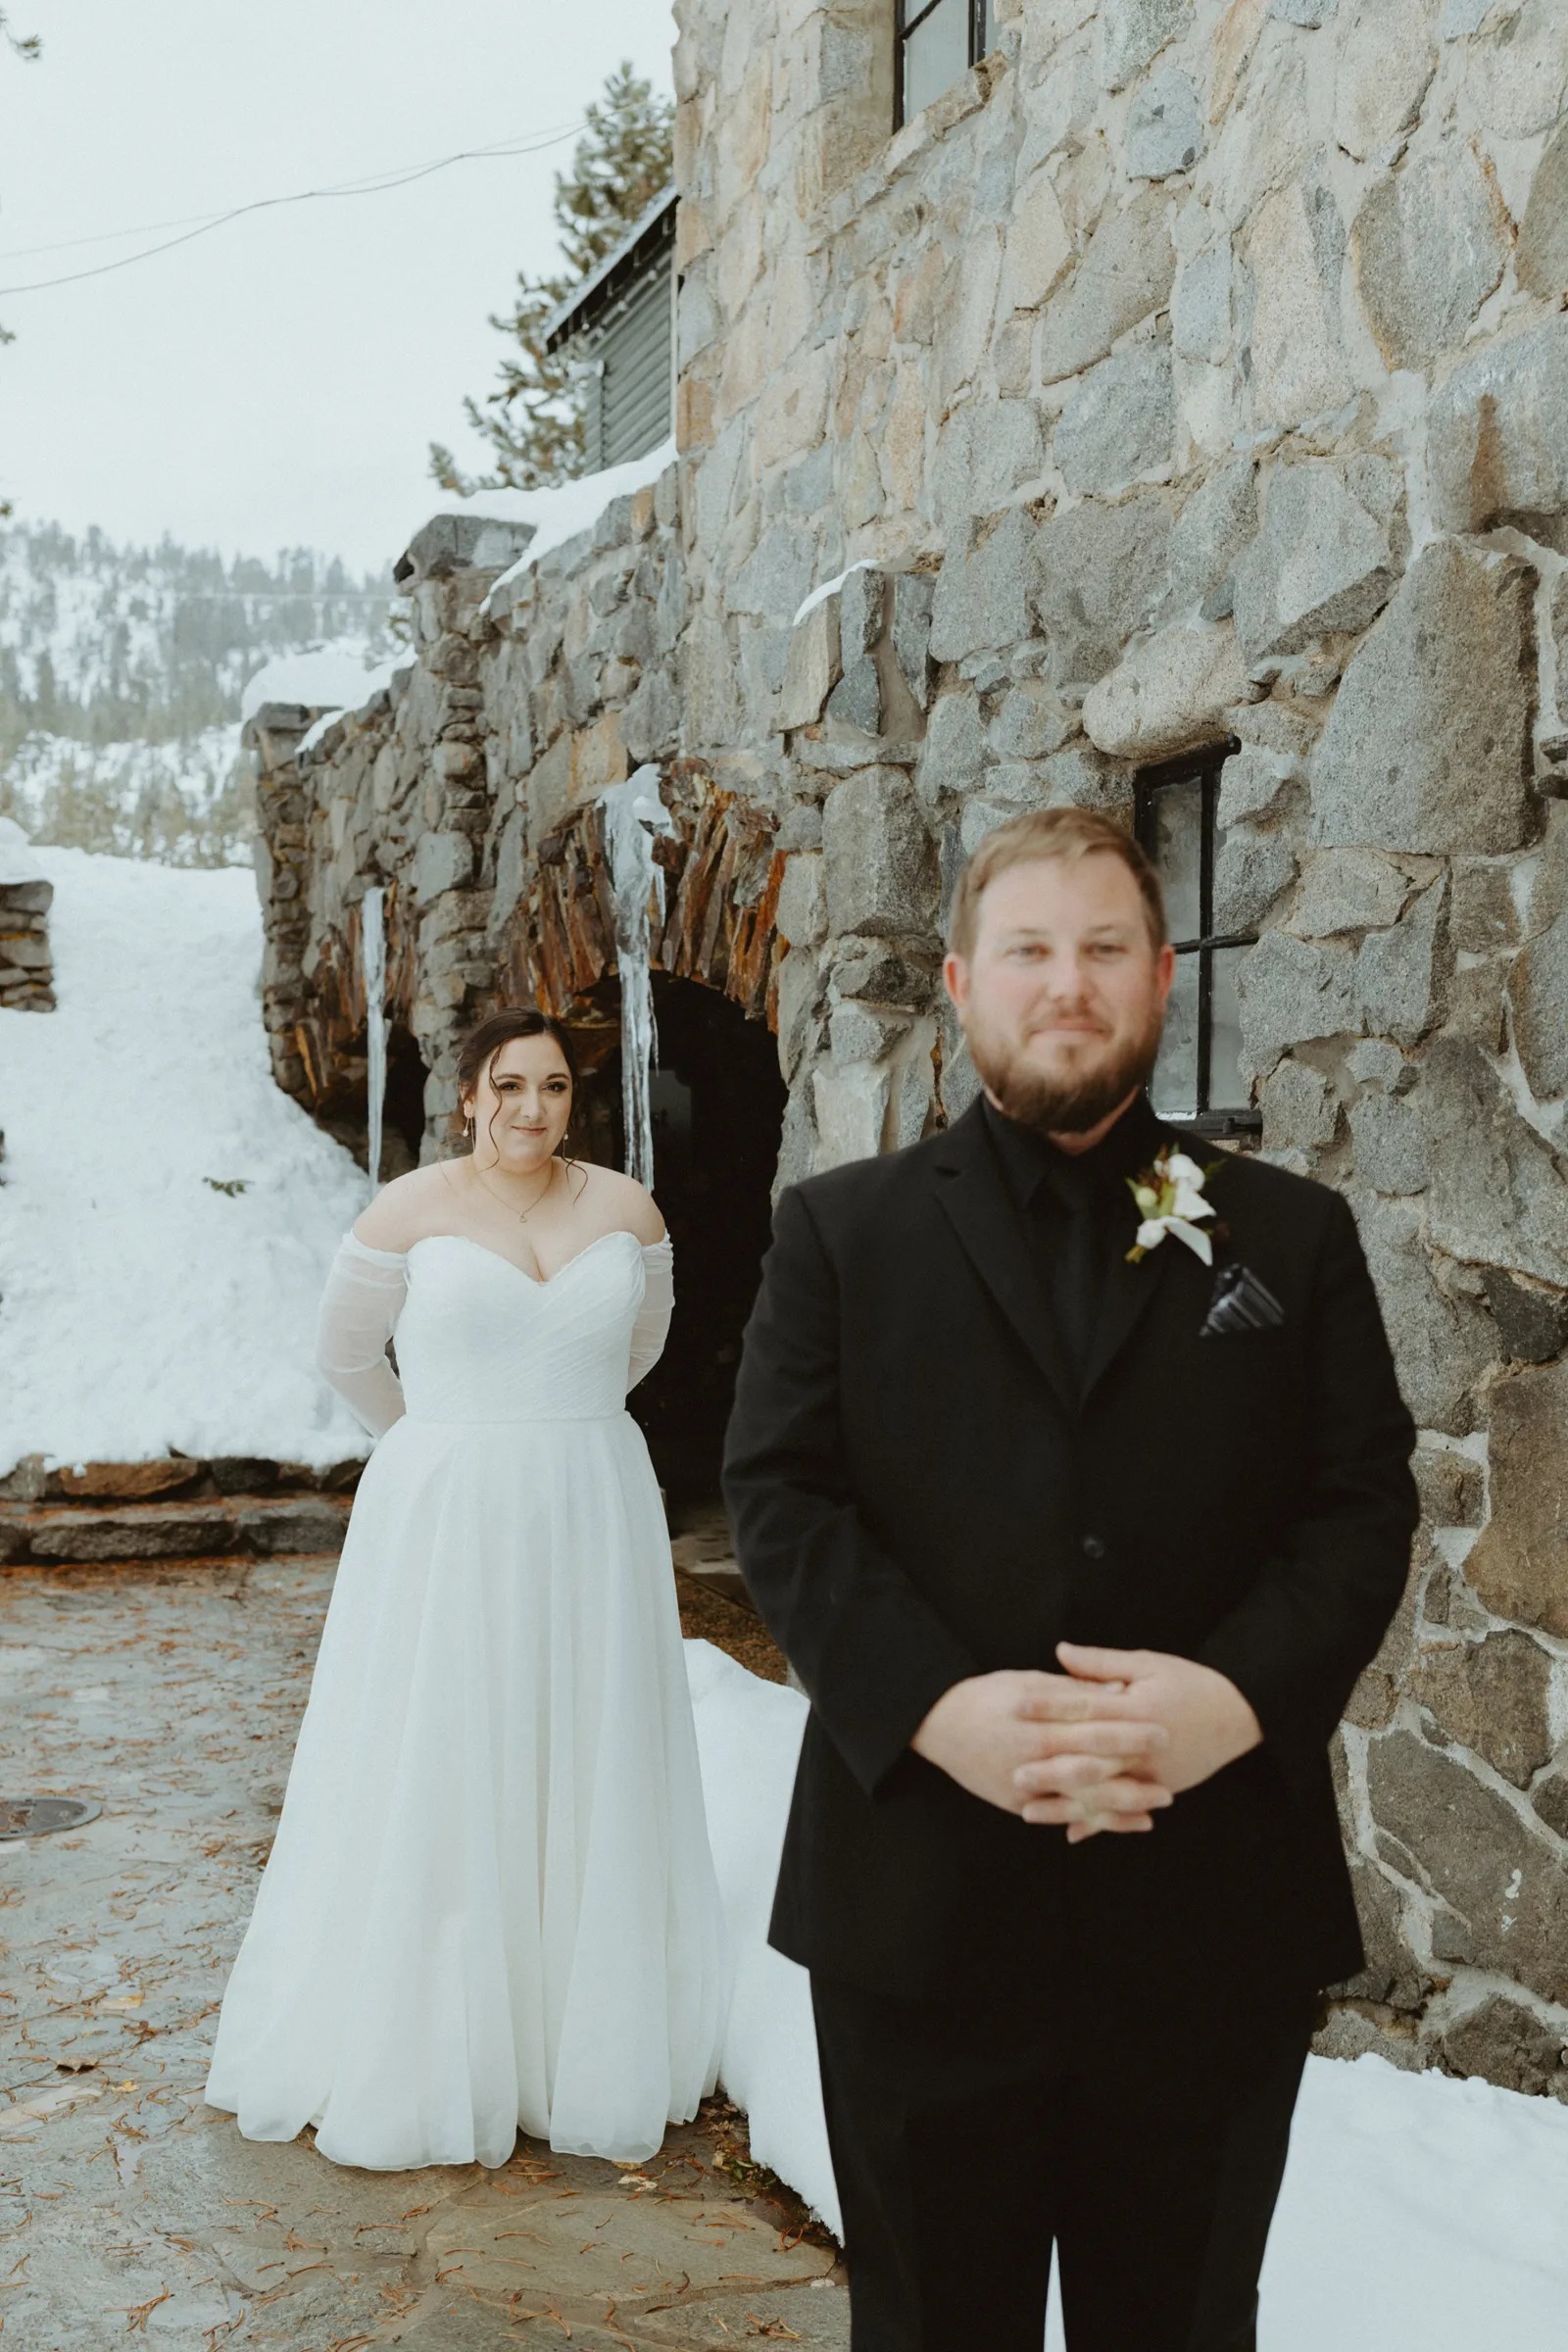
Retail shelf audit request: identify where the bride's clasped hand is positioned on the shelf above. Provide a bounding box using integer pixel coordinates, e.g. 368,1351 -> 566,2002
204,1007 -> 724,2171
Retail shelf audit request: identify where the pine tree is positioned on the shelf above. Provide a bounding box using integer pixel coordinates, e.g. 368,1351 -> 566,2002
430,63 -> 674,497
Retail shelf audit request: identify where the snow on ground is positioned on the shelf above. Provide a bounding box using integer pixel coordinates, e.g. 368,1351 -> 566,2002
0,814 -> 40,883
687,1639 -> 1568,2348
1254,2049 -> 1568,2351
0,849 -> 369,1472
686,1640 -> 837,2230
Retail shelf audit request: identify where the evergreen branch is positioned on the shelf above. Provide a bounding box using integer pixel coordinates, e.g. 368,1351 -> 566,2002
0,8 -> 40,356
0,11 -> 40,62
434,60 -> 673,496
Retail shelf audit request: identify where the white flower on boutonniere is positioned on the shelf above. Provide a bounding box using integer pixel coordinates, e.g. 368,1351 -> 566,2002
1125,1146 -> 1221,1265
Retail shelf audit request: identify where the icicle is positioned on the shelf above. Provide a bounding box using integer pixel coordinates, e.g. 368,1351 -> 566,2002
598,766 -> 674,1191
362,884 -> 387,1192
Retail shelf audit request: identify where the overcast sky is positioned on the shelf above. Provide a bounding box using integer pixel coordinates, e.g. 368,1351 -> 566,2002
0,0 -> 675,573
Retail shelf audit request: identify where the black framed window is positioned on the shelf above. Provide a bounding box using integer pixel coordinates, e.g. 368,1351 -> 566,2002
896,0 -> 995,127
1136,746 -> 1261,1140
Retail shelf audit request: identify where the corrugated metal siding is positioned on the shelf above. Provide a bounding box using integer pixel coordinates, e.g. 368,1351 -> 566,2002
584,255 -> 673,470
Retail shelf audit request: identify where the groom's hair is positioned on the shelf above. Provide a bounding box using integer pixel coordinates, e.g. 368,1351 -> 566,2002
948,807 -> 1166,958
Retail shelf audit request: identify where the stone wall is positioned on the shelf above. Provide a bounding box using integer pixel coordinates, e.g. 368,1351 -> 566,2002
0,817 -> 54,1012
256,0 -> 1568,2097
250,466 -> 786,1164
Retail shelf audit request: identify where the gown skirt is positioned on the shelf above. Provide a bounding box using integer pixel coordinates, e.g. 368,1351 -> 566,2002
204,1228 -> 726,2171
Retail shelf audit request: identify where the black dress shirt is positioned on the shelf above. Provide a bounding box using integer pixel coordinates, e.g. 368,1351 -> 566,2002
980,1090 -> 1164,1385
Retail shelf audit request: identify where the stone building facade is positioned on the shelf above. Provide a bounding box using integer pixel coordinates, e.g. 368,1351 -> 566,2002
250,0 -> 1568,2096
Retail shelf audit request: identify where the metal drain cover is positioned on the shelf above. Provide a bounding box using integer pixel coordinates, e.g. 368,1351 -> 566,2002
0,1796 -> 101,1838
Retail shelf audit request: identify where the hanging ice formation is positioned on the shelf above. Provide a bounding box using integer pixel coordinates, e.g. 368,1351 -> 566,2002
362,884 -> 387,1192
598,766 -> 674,1191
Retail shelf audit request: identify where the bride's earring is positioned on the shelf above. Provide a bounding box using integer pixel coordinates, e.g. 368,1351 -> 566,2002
465,1115 -> 475,1147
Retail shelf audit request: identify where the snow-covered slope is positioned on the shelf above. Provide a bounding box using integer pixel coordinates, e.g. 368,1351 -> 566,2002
0,850 -> 369,1472
0,522 -> 400,868
0,725 -> 249,867
0,522 -> 395,734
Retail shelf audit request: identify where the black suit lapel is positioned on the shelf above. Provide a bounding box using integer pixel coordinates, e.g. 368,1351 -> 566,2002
1081,1233 -> 1176,1400
932,1104 -> 1079,1421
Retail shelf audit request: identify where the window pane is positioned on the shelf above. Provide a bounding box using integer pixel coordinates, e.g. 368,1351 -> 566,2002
979,0 -> 996,54
1150,780 -> 1203,945
903,0 -> 971,120
1208,944 -> 1250,1112
1152,951 -> 1200,1118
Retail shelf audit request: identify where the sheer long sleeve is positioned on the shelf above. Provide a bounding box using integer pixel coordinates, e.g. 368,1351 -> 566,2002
627,1239 -> 674,1392
316,1232 -> 409,1438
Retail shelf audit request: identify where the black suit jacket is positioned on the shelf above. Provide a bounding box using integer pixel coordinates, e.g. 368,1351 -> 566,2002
722,1098 -> 1417,2048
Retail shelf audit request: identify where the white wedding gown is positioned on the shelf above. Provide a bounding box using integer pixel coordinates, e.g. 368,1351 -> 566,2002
204,1225 -> 725,2171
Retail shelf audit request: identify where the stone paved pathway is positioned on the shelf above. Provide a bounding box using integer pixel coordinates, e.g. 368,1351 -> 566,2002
0,1561 -> 849,2350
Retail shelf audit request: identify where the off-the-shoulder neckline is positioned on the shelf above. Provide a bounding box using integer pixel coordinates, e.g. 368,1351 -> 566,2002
341,1226 -> 670,1284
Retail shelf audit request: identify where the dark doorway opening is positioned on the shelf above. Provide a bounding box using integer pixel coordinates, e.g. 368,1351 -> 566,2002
381,1022 -> 427,1173
569,973 -> 786,1506
322,1019 -> 426,1178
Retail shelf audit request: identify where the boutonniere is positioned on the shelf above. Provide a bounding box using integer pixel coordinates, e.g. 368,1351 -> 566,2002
1125,1147 -> 1226,1265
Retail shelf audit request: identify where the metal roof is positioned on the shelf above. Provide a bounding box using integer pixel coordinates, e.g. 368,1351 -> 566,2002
542,185 -> 678,353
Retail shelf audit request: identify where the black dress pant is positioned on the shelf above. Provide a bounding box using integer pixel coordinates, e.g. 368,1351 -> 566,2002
811,1973 -> 1313,2352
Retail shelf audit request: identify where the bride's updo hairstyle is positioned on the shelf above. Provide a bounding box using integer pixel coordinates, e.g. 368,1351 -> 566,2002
456,1008 -> 579,1157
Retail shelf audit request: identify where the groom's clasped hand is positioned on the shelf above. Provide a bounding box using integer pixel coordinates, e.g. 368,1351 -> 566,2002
911,1641 -> 1264,1841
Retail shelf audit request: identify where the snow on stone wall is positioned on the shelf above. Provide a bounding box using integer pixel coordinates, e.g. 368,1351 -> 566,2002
250,463 -> 782,1159
0,816 -> 54,1010
254,0 -> 1568,2099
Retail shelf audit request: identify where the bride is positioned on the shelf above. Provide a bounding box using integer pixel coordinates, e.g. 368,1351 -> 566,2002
205,1007 -> 724,2170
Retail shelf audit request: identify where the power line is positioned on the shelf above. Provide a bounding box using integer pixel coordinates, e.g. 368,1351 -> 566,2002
0,121 -> 586,297
0,123 -> 580,261
102,579 -> 391,597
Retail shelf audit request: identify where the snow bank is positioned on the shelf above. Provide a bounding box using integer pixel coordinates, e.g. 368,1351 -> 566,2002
292,659 -> 416,761
687,1640 -> 1568,2346
239,644 -> 395,724
0,850 -> 370,1473
1255,2048 -> 1568,2350
0,814 -> 42,885
685,1640 -> 840,2235
479,438 -> 676,606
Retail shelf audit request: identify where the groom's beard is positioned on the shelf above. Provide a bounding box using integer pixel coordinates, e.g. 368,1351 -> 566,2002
965,998 -> 1165,1136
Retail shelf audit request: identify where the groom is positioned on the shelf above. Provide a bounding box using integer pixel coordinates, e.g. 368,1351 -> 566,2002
723,808 -> 1417,2350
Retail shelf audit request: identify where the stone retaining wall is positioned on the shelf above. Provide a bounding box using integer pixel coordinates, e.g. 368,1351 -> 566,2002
254,0 -> 1568,2098
250,468 -> 791,1153
0,817 -> 53,1011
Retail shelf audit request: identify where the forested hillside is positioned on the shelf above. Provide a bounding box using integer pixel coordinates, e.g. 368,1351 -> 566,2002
0,523 -> 398,864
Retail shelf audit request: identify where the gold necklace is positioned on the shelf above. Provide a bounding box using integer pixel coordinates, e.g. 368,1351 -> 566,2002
473,1155 -> 559,1224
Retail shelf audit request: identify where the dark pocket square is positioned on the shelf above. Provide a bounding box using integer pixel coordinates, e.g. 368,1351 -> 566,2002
1200,1261 -> 1286,1338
